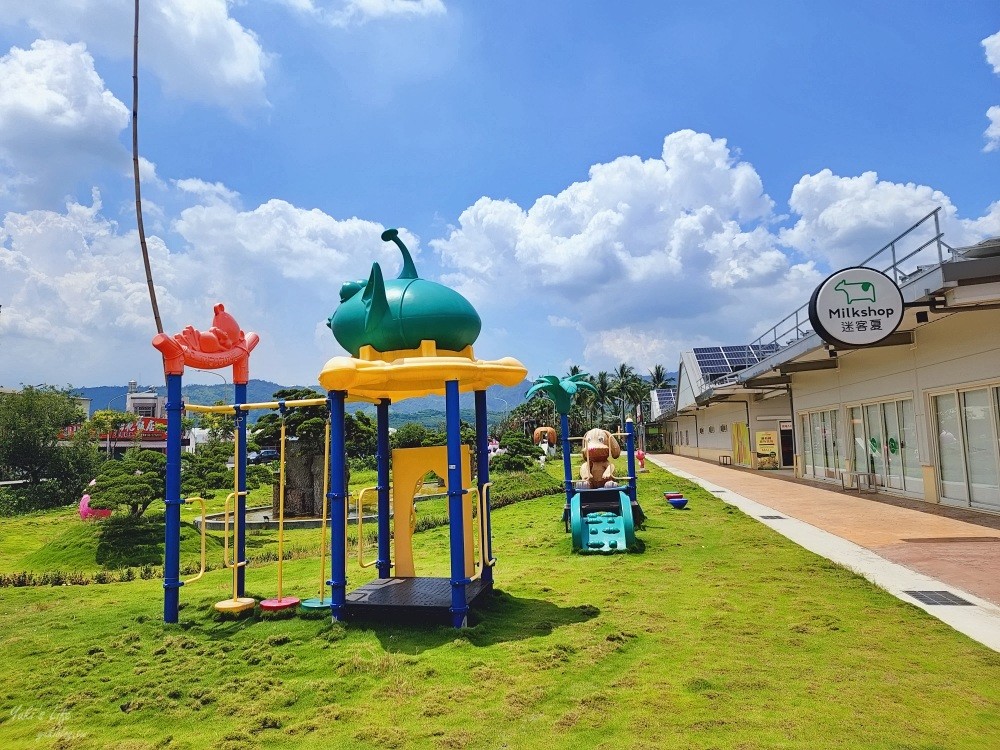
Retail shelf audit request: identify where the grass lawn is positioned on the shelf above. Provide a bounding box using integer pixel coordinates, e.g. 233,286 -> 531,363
1,463 -> 999,749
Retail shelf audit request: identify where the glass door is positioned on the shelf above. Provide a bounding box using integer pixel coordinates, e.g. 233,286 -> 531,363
823,410 -> 839,477
899,399 -> 923,494
935,392 -> 969,504
962,388 -> 1000,510
863,403 -> 885,484
847,406 -> 864,473
882,401 -> 904,490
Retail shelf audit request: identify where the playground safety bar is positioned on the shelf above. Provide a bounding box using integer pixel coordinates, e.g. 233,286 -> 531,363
315,420 -> 331,603
469,483 -> 496,582
222,491 -> 248,568
183,395 -> 378,414
356,486 -> 379,568
183,496 -> 208,584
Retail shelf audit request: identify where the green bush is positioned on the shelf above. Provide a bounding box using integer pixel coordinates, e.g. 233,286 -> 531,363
490,451 -> 535,473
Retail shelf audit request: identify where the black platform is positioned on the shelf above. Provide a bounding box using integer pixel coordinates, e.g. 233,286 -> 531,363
345,577 -> 491,622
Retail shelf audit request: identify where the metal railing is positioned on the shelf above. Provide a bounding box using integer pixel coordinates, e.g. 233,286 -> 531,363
744,207 -> 955,360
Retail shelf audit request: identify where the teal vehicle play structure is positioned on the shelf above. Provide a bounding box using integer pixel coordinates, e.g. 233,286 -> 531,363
526,374 -> 644,553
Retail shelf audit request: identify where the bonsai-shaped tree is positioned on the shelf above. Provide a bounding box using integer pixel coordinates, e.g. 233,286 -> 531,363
89,447 -> 166,519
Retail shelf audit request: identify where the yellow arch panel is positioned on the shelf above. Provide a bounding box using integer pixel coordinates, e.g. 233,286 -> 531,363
391,445 -> 473,578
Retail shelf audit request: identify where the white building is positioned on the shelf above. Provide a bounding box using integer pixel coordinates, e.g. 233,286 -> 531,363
653,209 -> 1000,515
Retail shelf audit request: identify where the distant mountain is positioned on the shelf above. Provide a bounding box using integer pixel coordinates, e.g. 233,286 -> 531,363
73,378 -> 531,425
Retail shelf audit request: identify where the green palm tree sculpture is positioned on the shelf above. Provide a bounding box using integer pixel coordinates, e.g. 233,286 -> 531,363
528,373 -> 599,503
526,373 -> 597,416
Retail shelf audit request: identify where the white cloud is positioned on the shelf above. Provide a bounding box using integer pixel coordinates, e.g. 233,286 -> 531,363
0,191 -> 182,382
3,127 -> 998,387
0,0 -> 270,110
433,131 -> 792,346
0,40 -> 129,206
0,180 -> 420,385
983,31 -> 1000,152
780,169 -> 958,269
984,31 -> 1000,75
430,130 -> 820,373
174,178 -> 242,207
277,0 -> 446,26
136,157 -> 164,189
985,105 -> 1000,154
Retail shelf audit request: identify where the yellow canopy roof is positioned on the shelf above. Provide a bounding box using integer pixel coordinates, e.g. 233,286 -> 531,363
317,341 -> 527,403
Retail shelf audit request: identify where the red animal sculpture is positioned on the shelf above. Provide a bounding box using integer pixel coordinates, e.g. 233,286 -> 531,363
153,304 -> 259,381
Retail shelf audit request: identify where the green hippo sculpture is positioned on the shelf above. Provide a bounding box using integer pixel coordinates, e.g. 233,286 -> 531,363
328,229 -> 482,357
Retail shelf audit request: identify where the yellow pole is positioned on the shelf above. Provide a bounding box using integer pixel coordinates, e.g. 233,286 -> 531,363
319,419 -> 330,600
277,418 -> 287,600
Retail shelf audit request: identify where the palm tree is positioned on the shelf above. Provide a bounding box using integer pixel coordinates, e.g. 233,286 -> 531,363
648,364 -> 674,390
611,363 -> 639,427
592,371 -> 613,427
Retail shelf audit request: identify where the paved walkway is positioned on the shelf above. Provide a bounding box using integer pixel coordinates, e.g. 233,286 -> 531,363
647,454 -> 1000,652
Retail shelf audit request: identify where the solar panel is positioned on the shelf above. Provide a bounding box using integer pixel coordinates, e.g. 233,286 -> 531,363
694,344 -> 777,382
654,389 -> 676,409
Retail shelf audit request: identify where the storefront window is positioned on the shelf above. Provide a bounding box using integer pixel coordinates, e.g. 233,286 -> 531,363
962,388 -> 1000,508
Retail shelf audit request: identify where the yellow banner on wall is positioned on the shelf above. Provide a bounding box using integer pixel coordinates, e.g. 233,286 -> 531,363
755,430 -> 780,469
731,422 -> 752,467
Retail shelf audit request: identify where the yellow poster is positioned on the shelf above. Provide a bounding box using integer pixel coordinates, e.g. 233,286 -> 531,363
731,422 -> 751,467
755,430 -> 780,469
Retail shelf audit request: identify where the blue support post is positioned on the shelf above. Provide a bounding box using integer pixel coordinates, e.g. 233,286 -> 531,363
375,398 -> 392,579
234,382 -> 248,596
474,390 -> 493,586
328,391 -> 348,622
625,418 -> 637,505
163,373 -> 183,623
445,380 -> 468,628
561,412 -> 574,506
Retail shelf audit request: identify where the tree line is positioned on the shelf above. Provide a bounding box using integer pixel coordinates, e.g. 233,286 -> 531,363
497,363 -> 675,440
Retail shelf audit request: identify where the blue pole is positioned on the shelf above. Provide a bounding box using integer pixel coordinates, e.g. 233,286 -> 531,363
561,412 -> 574,506
328,391 -> 348,622
474,390 -> 493,586
235,382 -> 247,596
375,398 -> 392,579
163,372 -> 183,623
445,380 -> 468,628
625,419 -> 637,504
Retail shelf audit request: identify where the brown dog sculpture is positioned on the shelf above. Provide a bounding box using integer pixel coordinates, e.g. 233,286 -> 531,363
578,428 -> 621,489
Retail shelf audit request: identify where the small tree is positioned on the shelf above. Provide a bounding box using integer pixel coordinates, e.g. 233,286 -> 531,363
89,448 -> 166,519
491,431 -> 543,473
87,409 -> 140,456
197,401 -> 235,442
0,386 -> 99,511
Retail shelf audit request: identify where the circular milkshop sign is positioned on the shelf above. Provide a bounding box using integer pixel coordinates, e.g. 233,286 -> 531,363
808,267 -> 905,347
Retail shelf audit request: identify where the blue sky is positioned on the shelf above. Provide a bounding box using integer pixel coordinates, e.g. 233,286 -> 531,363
0,1 -> 998,389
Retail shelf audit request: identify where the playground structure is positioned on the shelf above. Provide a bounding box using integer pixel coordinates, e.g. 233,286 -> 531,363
153,230 -> 526,627
563,423 -> 644,553
524,374 -> 644,554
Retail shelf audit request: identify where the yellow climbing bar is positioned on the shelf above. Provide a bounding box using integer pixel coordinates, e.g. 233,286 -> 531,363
356,486 -> 379,569
183,496 -> 208,584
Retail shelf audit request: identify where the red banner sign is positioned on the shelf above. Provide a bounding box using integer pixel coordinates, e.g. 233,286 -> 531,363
61,417 -> 167,442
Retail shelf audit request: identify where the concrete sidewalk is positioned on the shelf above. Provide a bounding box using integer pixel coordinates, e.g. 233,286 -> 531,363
647,454 -> 1000,652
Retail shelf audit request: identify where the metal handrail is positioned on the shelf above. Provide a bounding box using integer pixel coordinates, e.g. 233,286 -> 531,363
742,207 -> 953,363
